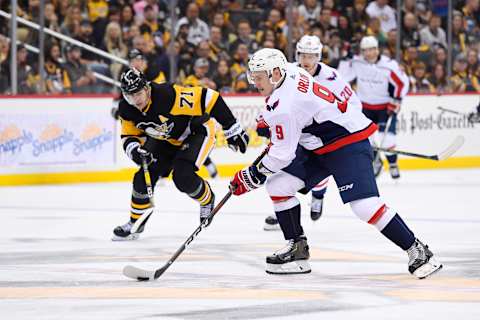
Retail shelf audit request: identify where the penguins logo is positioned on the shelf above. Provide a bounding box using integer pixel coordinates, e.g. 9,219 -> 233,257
138,121 -> 174,140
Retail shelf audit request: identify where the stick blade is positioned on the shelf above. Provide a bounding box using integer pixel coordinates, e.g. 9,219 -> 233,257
123,265 -> 155,281
437,135 -> 465,160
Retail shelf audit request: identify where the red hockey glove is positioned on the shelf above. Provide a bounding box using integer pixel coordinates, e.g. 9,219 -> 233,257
230,165 -> 267,196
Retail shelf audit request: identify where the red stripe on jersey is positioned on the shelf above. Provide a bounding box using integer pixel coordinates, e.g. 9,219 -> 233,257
313,122 -> 378,155
390,71 -> 404,98
270,196 -> 292,203
362,102 -> 389,110
368,204 -> 387,224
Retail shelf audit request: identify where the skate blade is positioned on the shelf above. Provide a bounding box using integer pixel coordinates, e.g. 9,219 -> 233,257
263,223 -> 281,231
266,260 -> 311,274
413,257 -> 443,279
111,233 -> 140,241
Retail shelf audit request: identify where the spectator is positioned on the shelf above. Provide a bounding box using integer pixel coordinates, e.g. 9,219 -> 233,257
64,45 -> 96,93
467,48 -> 480,76
316,7 -> 336,37
212,59 -> 233,93
44,2 -> 60,32
462,0 -> 480,34
59,4 -> 82,38
350,0 -> 369,34
229,19 -> 259,55
126,49 -> 166,84
403,45 -> 419,75
385,28 -> 398,58
195,40 -> 217,77
209,25 -> 229,61
260,8 -> 287,50
450,53 -> 480,92
337,15 -> 354,43
86,0 -> 109,47
44,41 -> 71,94
230,43 -> 251,92
175,2 -> 210,46
452,11 -> 469,56
183,58 -> 216,89
120,4 -> 135,35
409,62 -> 435,93
366,0 -> 397,33
0,36 -> 10,93
420,14 -> 447,51
212,12 -> 235,45
76,19 -> 97,63
402,12 -> 420,49
432,46 -> 448,69
140,5 -> 159,35
429,63 -> 452,94
102,22 -> 128,80
298,0 -> 321,26
366,17 -> 387,48
17,44 -> 39,94
131,35 -> 168,84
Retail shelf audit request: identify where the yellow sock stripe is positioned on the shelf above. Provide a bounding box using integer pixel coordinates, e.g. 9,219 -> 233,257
130,212 -> 142,219
131,202 -> 152,209
199,184 -> 212,206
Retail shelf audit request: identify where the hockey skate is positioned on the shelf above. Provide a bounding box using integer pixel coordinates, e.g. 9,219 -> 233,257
266,236 -> 311,274
389,163 -> 400,179
310,196 -> 323,221
407,239 -> 442,279
112,221 -> 144,241
263,215 -> 281,231
200,194 -> 215,227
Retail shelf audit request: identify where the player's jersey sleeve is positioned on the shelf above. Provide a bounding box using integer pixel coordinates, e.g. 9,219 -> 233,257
118,100 -> 146,153
337,59 -> 358,83
261,110 -> 302,173
388,60 -> 409,100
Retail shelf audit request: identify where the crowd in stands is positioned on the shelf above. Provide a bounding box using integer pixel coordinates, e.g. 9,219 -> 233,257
0,0 -> 479,95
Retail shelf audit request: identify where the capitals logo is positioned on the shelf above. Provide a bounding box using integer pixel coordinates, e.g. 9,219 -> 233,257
32,124 -> 74,157
73,123 -> 113,155
0,124 -> 33,155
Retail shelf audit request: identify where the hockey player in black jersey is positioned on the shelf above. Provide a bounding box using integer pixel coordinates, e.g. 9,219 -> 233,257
112,68 -> 249,240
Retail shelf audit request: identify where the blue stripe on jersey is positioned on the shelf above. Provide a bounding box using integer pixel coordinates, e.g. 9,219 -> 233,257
302,120 -> 351,145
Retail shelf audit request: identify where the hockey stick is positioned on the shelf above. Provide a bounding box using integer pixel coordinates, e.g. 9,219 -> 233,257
373,135 -> 465,161
123,147 -> 270,281
437,106 -> 480,124
130,157 -> 155,234
373,115 -> 394,165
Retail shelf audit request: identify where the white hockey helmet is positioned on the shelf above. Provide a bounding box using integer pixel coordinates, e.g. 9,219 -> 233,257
360,36 -> 379,50
247,48 -> 288,86
296,35 -> 323,62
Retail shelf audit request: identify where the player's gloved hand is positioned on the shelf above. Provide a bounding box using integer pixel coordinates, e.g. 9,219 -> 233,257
224,121 -> 249,153
129,143 -> 155,166
387,100 -> 401,115
230,165 -> 266,196
256,115 -> 270,138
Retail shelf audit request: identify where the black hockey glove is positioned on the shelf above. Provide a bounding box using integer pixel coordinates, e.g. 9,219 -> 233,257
224,122 -> 249,153
128,143 -> 155,166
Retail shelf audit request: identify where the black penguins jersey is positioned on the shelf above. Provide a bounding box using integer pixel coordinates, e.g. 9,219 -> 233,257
119,82 -> 237,148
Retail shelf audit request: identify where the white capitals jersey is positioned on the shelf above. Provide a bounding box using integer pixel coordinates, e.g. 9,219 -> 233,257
259,63 -> 377,173
306,62 -> 362,111
337,55 -> 409,106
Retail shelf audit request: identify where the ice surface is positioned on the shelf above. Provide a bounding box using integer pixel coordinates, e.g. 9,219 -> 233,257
1,169 -> 479,320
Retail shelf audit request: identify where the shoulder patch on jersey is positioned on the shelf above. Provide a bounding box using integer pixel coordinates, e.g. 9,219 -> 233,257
266,99 -> 280,112
327,71 -> 337,81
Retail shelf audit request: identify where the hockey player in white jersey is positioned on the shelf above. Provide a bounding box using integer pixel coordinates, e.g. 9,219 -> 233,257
338,36 -> 409,179
230,48 -> 441,279
262,35 -> 363,231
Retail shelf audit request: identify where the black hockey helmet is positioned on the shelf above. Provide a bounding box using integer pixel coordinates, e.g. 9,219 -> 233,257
120,67 -> 147,95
